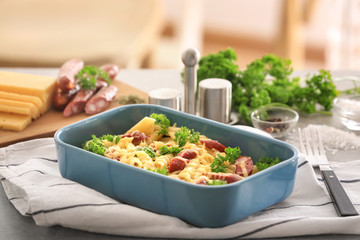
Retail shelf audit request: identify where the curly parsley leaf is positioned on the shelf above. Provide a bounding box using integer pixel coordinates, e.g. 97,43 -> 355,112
150,113 -> 170,135
293,70 -> 339,114
148,167 -> 168,175
159,145 -> 182,155
207,179 -> 227,185
189,130 -> 200,144
138,146 -> 156,158
256,156 -> 281,171
76,65 -> 111,90
210,154 -> 228,173
224,147 -> 241,164
174,127 -> 200,147
197,47 -> 239,84
101,134 -> 121,144
210,147 -> 241,172
83,135 -> 105,155
82,134 -> 121,155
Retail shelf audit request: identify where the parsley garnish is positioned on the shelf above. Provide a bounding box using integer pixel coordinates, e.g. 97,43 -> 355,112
210,154 -> 227,173
138,146 -> 156,158
256,156 -> 280,171
76,65 -> 111,90
148,167 -> 168,175
210,147 -> 241,172
150,113 -> 170,135
156,167 -> 169,175
102,134 -> 121,144
207,180 -> 227,185
82,134 -> 120,155
194,48 -> 339,124
174,127 -> 200,147
224,147 -> 242,164
159,145 -> 182,155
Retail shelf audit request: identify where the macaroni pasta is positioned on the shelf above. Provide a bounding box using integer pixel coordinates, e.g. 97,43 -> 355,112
84,115 -> 259,185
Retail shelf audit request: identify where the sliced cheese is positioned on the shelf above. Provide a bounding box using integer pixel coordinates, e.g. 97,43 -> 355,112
0,98 -> 40,119
0,112 -> 31,131
0,71 -> 56,112
0,91 -> 45,114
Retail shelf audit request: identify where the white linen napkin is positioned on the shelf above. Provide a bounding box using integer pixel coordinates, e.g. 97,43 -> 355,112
1,138 -> 359,239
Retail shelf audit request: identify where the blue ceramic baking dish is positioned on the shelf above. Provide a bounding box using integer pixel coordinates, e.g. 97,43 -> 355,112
54,104 -> 299,228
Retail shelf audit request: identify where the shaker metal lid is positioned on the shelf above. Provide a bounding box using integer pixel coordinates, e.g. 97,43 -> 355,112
148,88 -> 181,111
199,78 -> 232,89
198,78 -> 232,123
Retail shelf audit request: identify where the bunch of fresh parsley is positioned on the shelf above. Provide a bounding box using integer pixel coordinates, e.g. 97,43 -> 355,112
195,48 -> 339,124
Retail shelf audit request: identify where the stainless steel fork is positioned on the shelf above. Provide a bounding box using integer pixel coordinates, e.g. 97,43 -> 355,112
298,127 -> 358,217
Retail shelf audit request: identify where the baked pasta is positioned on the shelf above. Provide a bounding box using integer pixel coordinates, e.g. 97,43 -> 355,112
83,113 -> 280,185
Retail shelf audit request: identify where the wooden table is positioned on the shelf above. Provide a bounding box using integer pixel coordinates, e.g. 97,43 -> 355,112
1,68 -> 359,240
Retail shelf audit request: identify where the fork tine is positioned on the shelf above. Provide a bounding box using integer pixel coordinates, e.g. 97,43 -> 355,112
297,128 -> 306,154
316,128 -> 326,158
310,127 -> 320,159
298,127 -> 324,164
304,127 -> 314,158
313,127 -> 328,163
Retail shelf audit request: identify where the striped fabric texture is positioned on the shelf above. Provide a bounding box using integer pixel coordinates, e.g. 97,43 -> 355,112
1,138 -> 359,239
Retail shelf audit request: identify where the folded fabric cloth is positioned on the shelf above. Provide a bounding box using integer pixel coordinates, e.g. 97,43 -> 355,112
1,138 -> 359,239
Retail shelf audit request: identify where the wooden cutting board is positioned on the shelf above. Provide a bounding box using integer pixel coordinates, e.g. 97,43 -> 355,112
0,80 -> 148,147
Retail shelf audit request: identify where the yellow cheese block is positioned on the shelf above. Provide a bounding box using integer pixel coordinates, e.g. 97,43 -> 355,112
0,71 -> 56,111
0,112 -> 31,131
0,91 -> 45,114
0,98 -> 40,119
127,117 -> 156,136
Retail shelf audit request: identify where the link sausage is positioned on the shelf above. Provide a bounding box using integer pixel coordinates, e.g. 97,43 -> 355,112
177,149 -> 197,160
206,172 -> 242,184
168,157 -> 187,173
235,156 -> 253,177
122,130 -> 148,145
100,63 -> 120,80
63,89 -> 95,117
121,130 -> 149,145
195,177 -> 208,185
96,79 -> 108,89
200,139 -> 226,152
57,59 -> 84,93
85,85 -> 118,115
53,85 -> 80,111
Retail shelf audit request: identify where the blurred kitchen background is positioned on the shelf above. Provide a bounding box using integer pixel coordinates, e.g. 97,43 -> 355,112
0,0 -> 359,71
